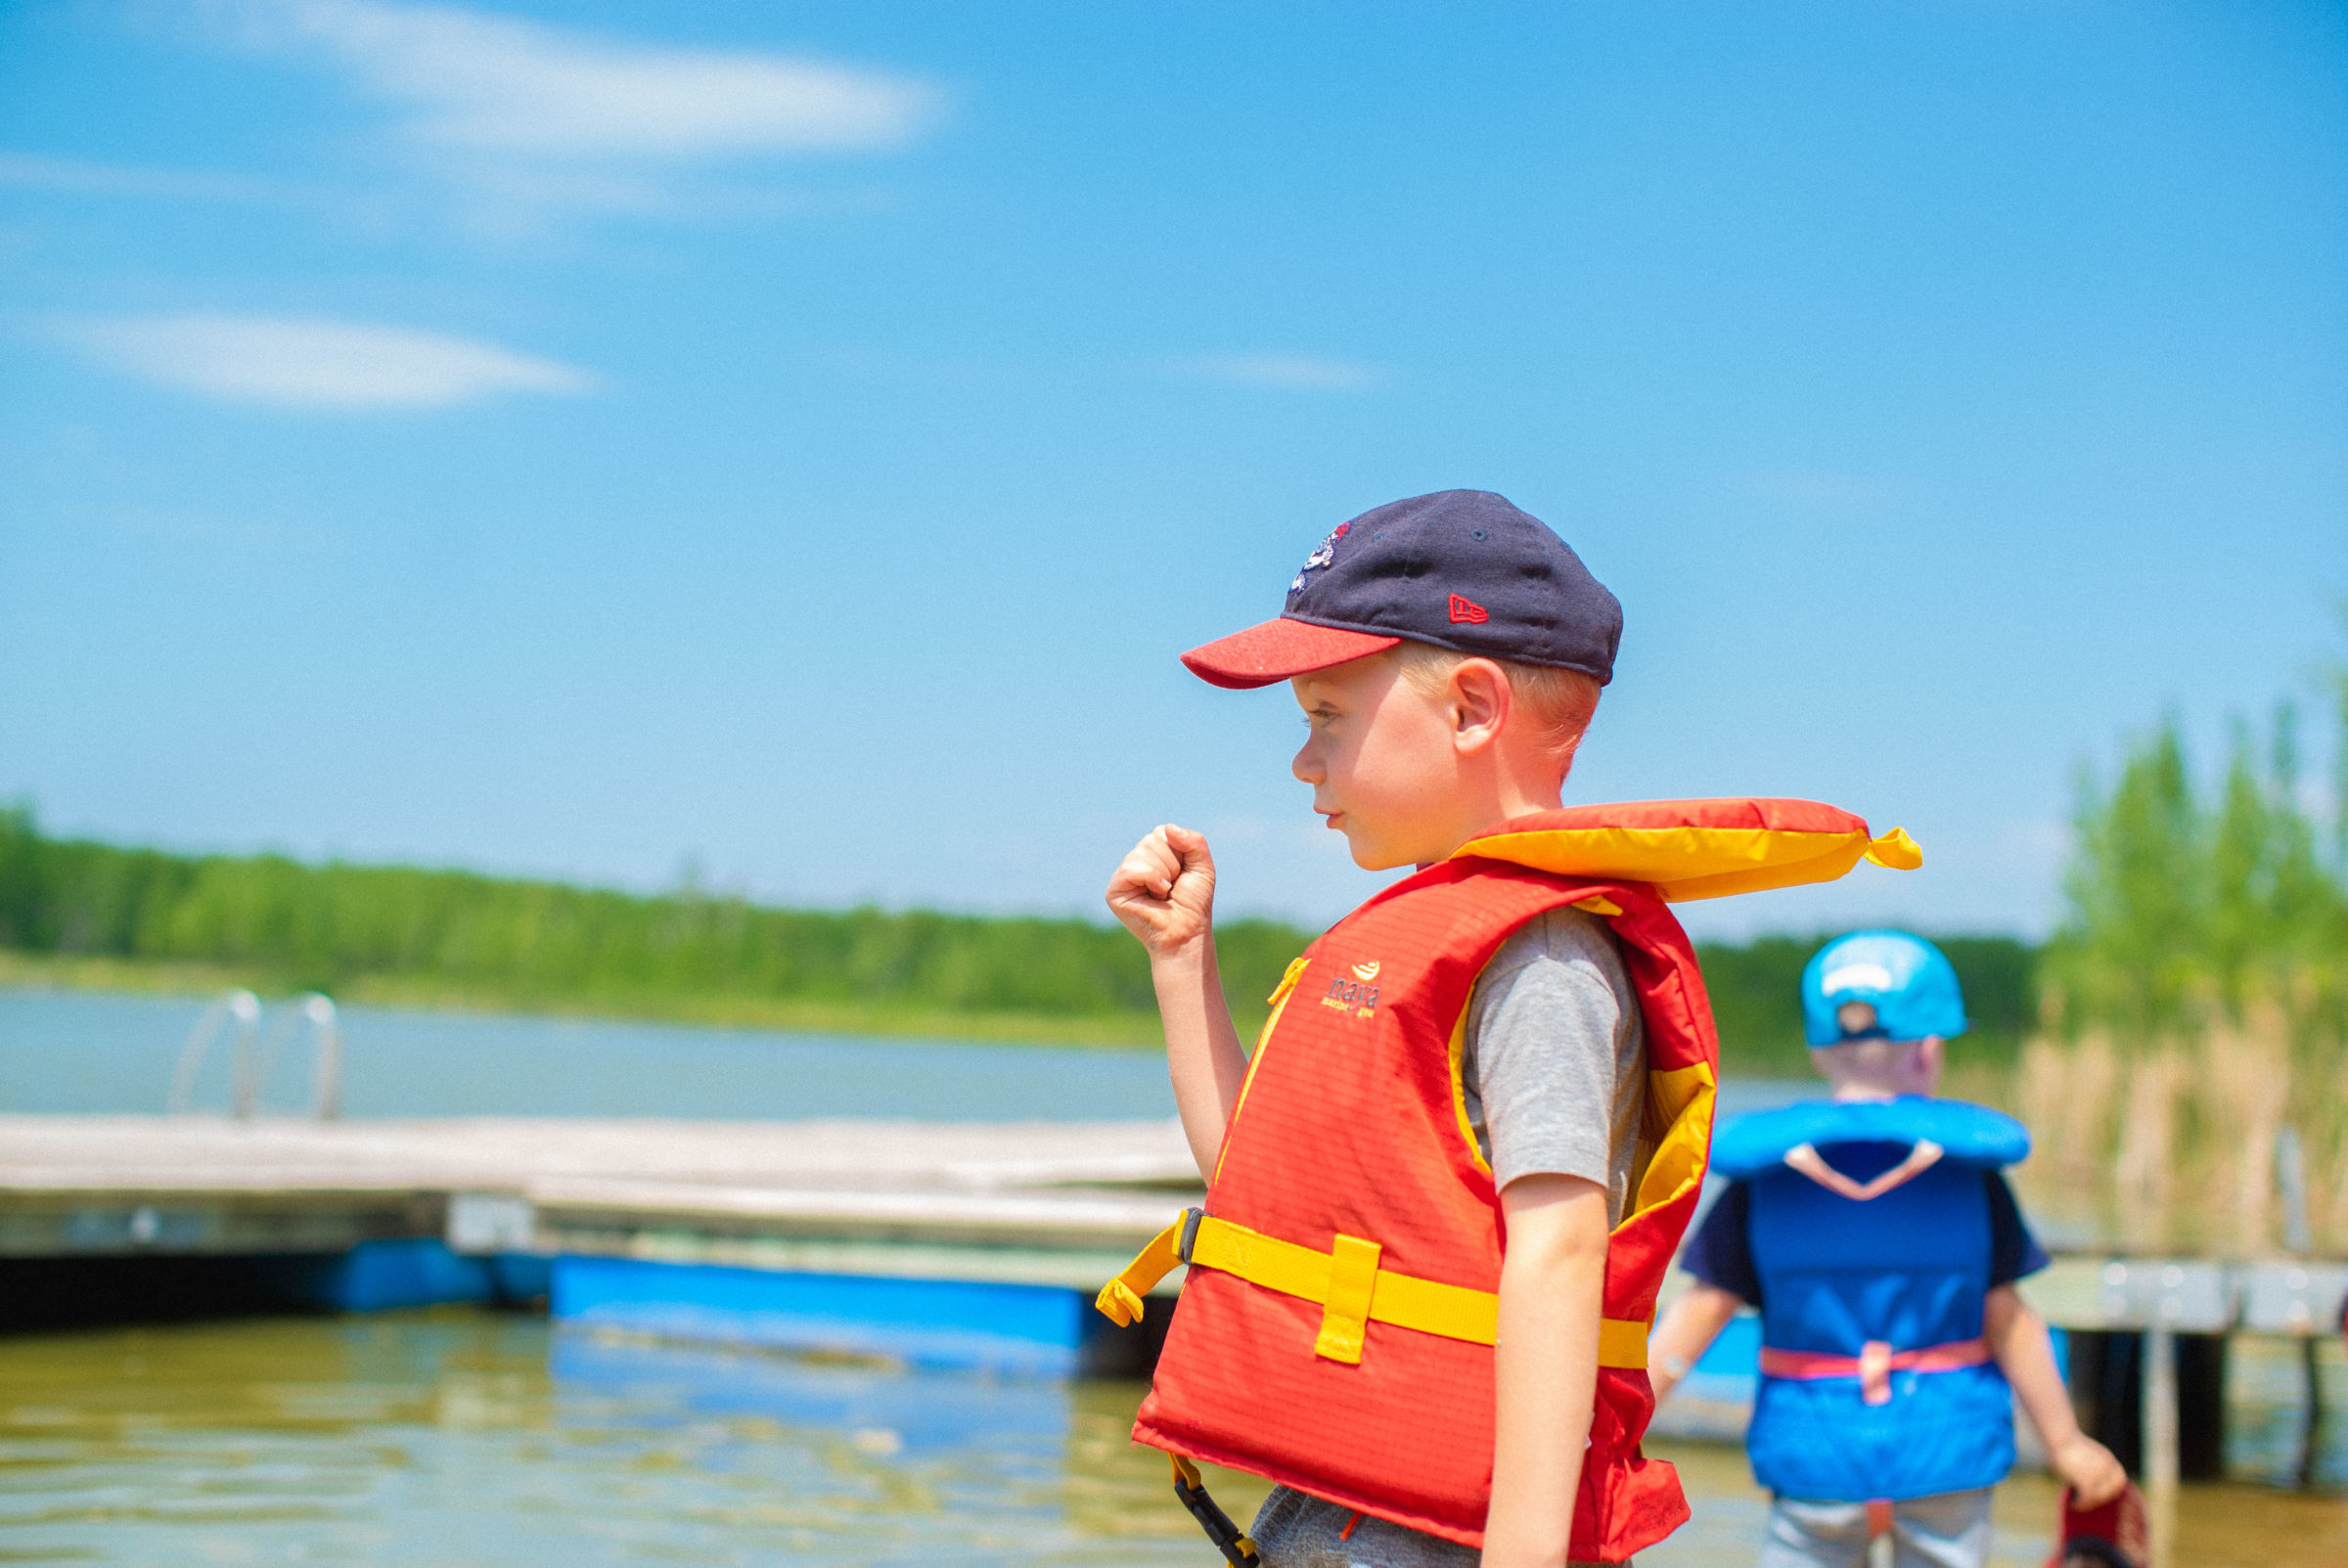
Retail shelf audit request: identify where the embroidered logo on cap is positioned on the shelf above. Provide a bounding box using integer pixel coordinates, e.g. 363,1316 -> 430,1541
1290,521 -> 1351,593
1448,594 -> 1489,624
1823,963 -> 1895,995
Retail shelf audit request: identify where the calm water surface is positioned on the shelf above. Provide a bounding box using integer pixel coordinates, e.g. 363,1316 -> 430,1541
0,988 -> 1813,1123
4,1312 -> 2340,1568
0,989 -> 1184,1121
4,989 -> 2339,1561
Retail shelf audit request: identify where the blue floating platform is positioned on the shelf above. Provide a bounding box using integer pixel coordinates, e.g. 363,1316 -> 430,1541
551,1256 -> 1097,1376
257,1240 -> 552,1312
1689,1310 -> 1761,1384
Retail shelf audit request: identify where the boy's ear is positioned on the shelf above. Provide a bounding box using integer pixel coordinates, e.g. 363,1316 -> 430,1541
1448,657 -> 1511,746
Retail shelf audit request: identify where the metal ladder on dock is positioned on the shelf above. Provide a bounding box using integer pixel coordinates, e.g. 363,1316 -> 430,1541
168,990 -> 341,1119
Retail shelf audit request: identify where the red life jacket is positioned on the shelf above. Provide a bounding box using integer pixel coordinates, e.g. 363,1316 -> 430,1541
1099,799 -> 1919,1562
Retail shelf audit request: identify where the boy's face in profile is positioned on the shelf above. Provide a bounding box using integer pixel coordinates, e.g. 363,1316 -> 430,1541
1288,652 -> 1476,871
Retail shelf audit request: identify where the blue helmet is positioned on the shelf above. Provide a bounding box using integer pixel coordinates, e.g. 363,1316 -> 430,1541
1800,929 -> 1968,1046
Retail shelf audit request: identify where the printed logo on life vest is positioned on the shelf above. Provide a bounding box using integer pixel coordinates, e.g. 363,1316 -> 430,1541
1448,594 -> 1489,624
1322,962 -> 1381,1019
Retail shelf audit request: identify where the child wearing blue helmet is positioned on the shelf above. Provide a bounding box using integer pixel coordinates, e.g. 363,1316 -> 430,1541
1648,930 -> 2125,1568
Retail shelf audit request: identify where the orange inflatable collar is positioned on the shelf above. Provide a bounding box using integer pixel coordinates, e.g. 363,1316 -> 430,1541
1455,797 -> 1919,903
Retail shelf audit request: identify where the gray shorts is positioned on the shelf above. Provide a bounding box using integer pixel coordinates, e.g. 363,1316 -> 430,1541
1248,1485 -> 1629,1568
1757,1489 -> 1994,1568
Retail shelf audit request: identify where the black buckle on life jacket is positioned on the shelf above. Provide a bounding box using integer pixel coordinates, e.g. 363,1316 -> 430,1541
1170,1454 -> 1259,1568
1176,1206 -> 1205,1266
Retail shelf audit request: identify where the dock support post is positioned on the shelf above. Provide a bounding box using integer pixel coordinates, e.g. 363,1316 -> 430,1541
2143,1324 -> 2178,1568
2302,1333 -> 2327,1491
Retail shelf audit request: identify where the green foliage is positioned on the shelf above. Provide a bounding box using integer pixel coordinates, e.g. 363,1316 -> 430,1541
2047,694 -> 2348,1055
1697,932 -> 2037,1077
2054,721 -> 2203,1043
0,810 -> 2042,1065
2017,645 -> 2348,1252
0,810 -> 1308,1035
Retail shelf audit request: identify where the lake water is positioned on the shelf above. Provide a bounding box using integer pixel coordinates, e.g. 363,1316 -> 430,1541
3,987 -> 2341,1562
3,1312 -> 2339,1568
0,987 -> 1817,1122
0,989 -> 1187,1121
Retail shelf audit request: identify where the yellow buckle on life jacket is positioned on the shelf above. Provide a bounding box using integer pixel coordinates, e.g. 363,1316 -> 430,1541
1095,1209 -> 1650,1368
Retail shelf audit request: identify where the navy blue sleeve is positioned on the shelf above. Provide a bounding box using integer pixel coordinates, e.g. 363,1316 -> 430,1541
1680,1180 -> 1762,1306
1985,1171 -> 2050,1285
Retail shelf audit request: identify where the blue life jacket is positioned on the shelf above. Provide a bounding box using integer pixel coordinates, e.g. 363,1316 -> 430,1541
1715,1097 -> 2030,1501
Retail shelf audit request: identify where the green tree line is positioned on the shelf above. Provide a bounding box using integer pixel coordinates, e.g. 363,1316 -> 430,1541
0,806 -> 2029,1070
0,807 -> 1296,1040
1700,932 -> 2037,1074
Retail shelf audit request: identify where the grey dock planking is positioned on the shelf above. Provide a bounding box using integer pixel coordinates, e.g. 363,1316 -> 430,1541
3,1113 -> 2341,1322
0,1115 -> 1204,1283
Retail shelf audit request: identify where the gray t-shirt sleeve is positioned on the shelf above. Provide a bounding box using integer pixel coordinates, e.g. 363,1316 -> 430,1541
1459,906 -> 1647,1225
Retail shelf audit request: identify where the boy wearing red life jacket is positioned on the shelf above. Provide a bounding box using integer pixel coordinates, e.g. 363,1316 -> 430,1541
1099,491 -> 1923,1568
1648,931 -> 2126,1568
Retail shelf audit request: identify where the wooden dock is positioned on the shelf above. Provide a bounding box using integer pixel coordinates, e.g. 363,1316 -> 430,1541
8,1113 -> 2344,1318
0,1113 -> 1198,1267
2,1109 -> 2340,1397
0,1114 -> 1205,1371
8,1110 -> 2340,1330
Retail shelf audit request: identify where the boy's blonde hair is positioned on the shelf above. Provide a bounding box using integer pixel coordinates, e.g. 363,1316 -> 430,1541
1388,641 -> 1601,774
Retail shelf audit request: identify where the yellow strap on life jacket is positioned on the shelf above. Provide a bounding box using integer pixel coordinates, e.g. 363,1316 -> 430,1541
1094,1211 -> 1187,1325
1095,1211 -> 1650,1368
1095,1212 -> 1187,1328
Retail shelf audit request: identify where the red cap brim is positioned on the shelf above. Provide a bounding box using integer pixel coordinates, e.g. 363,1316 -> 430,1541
1179,617 -> 1403,690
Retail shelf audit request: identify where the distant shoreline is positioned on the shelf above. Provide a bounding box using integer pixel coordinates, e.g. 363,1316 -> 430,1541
0,952 -> 1177,1051
0,811 -> 2037,1076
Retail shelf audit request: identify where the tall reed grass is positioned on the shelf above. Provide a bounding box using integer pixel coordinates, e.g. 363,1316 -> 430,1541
2010,660 -> 2348,1255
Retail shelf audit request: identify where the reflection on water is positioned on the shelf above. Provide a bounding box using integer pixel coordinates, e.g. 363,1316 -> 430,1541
2226,1333 -> 2348,1492
0,1311 -> 1229,1567
0,1312 -> 2341,1567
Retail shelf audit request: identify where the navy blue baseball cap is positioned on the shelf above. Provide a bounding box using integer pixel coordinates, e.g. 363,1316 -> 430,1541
1181,490 -> 1623,689
1801,930 -> 1970,1046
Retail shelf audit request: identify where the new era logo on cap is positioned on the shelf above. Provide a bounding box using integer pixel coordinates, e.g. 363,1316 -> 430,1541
1179,490 -> 1622,690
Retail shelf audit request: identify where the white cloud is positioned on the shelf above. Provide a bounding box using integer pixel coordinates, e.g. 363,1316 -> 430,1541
211,0 -> 940,157
0,151 -> 301,204
1189,354 -> 1388,392
63,314 -> 599,409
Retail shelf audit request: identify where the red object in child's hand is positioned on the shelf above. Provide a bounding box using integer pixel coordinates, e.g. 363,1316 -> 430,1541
2045,1483 -> 2147,1568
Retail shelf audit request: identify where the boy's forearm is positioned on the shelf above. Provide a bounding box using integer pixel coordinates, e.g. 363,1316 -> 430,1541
1986,1285 -> 2128,1504
1486,1175 -> 1609,1568
1648,1284 -> 1742,1403
1984,1286 -> 2081,1448
1150,938 -> 1250,1180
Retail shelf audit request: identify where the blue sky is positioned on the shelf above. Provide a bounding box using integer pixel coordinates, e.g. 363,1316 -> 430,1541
2,0 -> 2343,940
